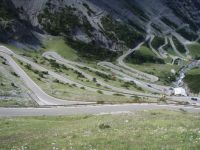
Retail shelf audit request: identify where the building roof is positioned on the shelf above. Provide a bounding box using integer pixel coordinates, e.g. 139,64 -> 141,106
174,88 -> 187,96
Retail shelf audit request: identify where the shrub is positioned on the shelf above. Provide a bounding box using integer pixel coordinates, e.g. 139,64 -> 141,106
113,93 -> 124,96
0,83 -> 5,86
25,64 -> 32,70
158,96 -> 167,103
80,87 -> 85,90
95,71 -> 113,80
2,61 -> 6,65
49,59 -> 60,68
72,84 -> 77,87
42,71 -> 49,75
132,95 -> 142,103
96,83 -> 101,87
97,100 -> 105,104
99,123 -> 111,129
75,71 -> 85,78
53,79 -> 60,83
11,72 -> 19,77
97,90 -> 103,94
11,82 -> 17,88
121,82 -> 131,89
93,78 -> 97,82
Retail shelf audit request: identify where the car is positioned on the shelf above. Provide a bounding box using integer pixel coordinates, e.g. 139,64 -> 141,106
147,84 -> 152,87
191,98 -> 198,101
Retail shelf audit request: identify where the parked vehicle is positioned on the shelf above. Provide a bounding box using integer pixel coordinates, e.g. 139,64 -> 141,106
191,98 -> 198,101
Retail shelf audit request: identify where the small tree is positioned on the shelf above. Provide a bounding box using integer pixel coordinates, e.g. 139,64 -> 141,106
93,77 -> 97,82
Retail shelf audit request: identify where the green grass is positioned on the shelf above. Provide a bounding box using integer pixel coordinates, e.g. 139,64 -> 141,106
184,68 -> 200,94
1,37 -> 78,61
42,37 -> 78,61
125,45 -> 179,85
78,66 -> 146,93
139,46 -> 156,56
127,45 -> 164,64
0,110 -> 200,149
187,43 -> 200,59
16,57 -> 114,92
0,73 -> 15,92
127,63 -> 178,85
5,43 -> 153,103
0,99 -> 35,107
16,59 -> 154,103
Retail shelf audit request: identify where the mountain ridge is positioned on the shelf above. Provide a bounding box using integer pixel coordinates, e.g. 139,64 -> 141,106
0,0 -> 200,51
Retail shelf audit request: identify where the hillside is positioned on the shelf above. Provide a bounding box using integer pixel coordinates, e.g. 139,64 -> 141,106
0,0 -> 200,51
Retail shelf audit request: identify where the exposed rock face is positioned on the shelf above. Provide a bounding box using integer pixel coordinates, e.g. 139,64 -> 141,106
1,0 -> 200,50
165,0 -> 200,31
10,0 -> 48,26
0,0 -> 42,49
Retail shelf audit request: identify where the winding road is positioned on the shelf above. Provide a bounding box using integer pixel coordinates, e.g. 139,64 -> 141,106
0,46 -> 93,106
148,35 -> 163,59
0,39 -> 200,117
44,51 -> 171,95
0,8 -> 200,117
169,36 -> 187,60
116,40 -> 159,83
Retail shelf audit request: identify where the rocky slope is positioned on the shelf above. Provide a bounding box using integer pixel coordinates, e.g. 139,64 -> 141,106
0,0 -> 199,51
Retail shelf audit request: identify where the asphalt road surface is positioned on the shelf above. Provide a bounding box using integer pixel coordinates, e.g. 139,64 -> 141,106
0,104 -> 200,117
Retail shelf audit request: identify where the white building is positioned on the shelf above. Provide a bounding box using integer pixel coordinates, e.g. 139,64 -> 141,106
173,88 -> 187,96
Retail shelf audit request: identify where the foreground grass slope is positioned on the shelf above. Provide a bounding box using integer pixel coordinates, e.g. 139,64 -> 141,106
0,110 -> 200,149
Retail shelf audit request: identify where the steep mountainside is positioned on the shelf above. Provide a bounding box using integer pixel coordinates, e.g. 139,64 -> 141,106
0,0 -> 42,49
0,0 -> 200,51
166,0 -> 200,30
